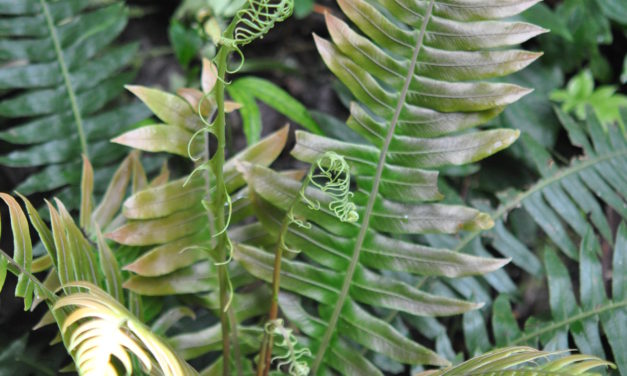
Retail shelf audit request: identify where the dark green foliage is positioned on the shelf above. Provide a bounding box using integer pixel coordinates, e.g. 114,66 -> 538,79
170,20 -> 203,68
0,0 -> 149,207
0,0 -> 624,375
456,110 -> 627,273
227,77 -> 323,144
464,224 -> 627,375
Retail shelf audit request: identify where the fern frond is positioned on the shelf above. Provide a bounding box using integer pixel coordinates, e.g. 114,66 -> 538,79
0,0 -> 150,206
0,152 -> 140,311
106,81 -> 296,370
238,0 -> 544,372
417,347 -> 613,376
464,223 -> 627,375
453,109 -> 627,280
54,281 -> 197,376
111,122 -> 290,293
416,110 -> 627,335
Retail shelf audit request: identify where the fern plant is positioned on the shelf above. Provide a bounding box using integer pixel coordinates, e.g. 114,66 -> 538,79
0,0 -> 149,207
411,108 -> 627,319
416,347 -> 614,376
0,152 -> 197,375
463,223 -> 626,375
91,62 -> 299,374
235,0 -> 548,373
0,1 -> 620,375
452,109 -> 627,278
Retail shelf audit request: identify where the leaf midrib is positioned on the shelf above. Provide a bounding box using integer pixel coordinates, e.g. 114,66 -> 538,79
309,0 -> 436,372
40,0 -> 88,157
507,299 -> 627,346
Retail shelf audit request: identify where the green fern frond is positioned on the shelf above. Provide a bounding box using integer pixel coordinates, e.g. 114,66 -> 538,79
418,110 -> 627,344
107,81 -> 296,370
0,0 -> 150,207
464,223 -> 627,375
238,0 -> 544,372
0,152 -> 140,311
111,119 -> 290,295
454,109 -> 627,270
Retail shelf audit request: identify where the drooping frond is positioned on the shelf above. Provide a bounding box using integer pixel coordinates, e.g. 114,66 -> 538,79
0,0 -> 149,207
416,347 -> 613,376
0,189 -> 101,310
54,281 -> 198,376
238,0 -> 544,372
0,151 -> 140,318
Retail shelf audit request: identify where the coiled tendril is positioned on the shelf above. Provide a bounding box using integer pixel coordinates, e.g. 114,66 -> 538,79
282,152 -> 357,254
232,0 -> 293,46
220,0 -> 294,72
301,152 -> 359,223
265,319 -> 311,376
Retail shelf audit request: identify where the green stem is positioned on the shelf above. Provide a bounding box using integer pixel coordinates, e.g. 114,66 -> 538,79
453,149 -> 627,253
40,0 -> 88,158
507,299 -> 627,346
309,0 -> 435,372
213,44 -> 233,376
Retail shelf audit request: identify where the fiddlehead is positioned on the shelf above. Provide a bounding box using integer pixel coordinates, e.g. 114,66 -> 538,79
254,152 -> 358,375
229,0 -> 293,46
301,151 -> 359,223
219,0 -> 294,72
285,152 -> 358,253
265,319 -> 311,376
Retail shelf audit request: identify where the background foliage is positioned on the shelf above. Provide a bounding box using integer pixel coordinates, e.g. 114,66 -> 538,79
0,0 -> 626,375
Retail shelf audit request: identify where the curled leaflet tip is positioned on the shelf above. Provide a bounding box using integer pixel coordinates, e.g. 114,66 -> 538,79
183,164 -> 209,187
196,94 -> 214,128
210,53 -> 233,85
187,127 -> 209,162
212,185 -> 232,238
223,276 -> 234,312
225,47 -> 245,75
213,237 -> 233,266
